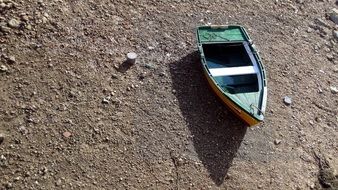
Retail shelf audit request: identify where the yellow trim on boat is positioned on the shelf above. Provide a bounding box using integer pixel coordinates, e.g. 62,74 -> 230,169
204,70 -> 260,127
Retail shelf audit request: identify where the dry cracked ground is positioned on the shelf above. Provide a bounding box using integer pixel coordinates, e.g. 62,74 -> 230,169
1,0 -> 338,189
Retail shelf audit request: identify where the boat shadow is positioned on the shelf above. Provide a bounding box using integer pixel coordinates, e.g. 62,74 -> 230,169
169,51 -> 247,186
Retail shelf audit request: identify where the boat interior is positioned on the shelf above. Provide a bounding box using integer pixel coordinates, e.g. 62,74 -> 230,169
202,42 -> 260,94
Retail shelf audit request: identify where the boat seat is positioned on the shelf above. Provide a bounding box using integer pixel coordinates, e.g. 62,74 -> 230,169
209,66 -> 256,77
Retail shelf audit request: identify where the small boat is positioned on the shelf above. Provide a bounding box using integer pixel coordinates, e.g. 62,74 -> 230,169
196,25 -> 267,126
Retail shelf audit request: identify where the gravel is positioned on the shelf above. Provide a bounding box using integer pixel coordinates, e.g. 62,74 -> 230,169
0,1 -> 337,189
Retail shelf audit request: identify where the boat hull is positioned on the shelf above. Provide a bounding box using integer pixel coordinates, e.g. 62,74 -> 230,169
203,69 -> 261,127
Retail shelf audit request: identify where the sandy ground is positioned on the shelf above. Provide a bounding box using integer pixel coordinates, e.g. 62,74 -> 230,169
1,0 -> 338,189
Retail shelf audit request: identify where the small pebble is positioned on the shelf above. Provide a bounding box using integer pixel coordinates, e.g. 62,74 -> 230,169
0,25 -> 11,33
0,65 -> 8,72
326,54 -> 334,61
329,8 -> 338,25
14,176 -> 21,182
0,3 -> 5,9
177,157 -> 184,166
102,98 -> 110,104
318,88 -> 323,94
306,27 -> 313,33
63,131 -> 72,138
159,72 -> 167,77
144,63 -> 155,69
25,24 -> 32,30
283,96 -> 292,105
21,15 -> 29,22
8,56 -> 16,64
333,30 -> 338,40
8,18 -> 21,29
274,139 -> 282,145
56,179 -> 62,186
0,155 -> 6,161
112,73 -> 118,79
5,182 -> 12,189
330,86 -> 338,94
18,126 -> 28,135
0,133 -> 4,144
333,66 -> 338,73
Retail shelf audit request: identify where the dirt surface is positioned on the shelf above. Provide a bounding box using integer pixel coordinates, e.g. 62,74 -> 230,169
1,0 -> 338,189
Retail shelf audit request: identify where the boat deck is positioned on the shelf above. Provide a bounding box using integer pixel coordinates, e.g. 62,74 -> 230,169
203,43 -> 259,94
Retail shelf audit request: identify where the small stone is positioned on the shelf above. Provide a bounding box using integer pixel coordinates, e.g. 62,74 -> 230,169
274,139 -> 281,145
21,15 -> 29,22
0,65 -> 8,72
315,117 -> 322,123
0,155 -> 6,161
18,126 -> 28,135
8,18 -> 21,29
42,16 -> 48,23
333,30 -> 338,40
68,90 -> 77,98
0,3 -> 6,9
8,56 -> 16,64
102,98 -> 109,104
24,171 -> 31,177
329,8 -> 338,25
283,96 -> 292,105
111,73 -> 118,79
318,88 -> 323,93
326,54 -> 334,61
330,86 -> 338,94
0,133 -> 4,144
177,158 -> 184,166
324,47 -> 331,53
314,18 -> 330,28
14,176 -> 21,181
309,183 -> 315,189
5,182 -> 12,189
333,66 -> 338,73
25,24 -> 32,30
306,27 -> 313,33
144,63 -> 155,69
0,25 -> 11,33
63,131 -> 72,138
56,179 -> 62,186
138,73 -> 145,80
159,72 -> 167,77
